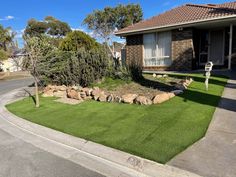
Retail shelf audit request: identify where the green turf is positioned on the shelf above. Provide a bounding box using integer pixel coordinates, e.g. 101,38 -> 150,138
6,74 -> 227,163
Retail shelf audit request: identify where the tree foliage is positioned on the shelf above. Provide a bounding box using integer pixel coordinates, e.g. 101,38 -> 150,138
59,30 -> 100,51
0,24 -> 15,52
83,4 -> 143,58
24,16 -> 71,38
0,49 -> 8,61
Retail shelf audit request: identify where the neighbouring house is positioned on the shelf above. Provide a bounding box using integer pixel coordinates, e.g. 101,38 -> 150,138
0,50 -> 25,72
115,1 -> 236,71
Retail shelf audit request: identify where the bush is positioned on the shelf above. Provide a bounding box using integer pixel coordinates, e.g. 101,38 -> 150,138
39,47 -> 109,86
59,31 -> 100,51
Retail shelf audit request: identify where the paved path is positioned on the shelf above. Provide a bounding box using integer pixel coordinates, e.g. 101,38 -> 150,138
0,79 -> 104,177
169,71 -> 236,177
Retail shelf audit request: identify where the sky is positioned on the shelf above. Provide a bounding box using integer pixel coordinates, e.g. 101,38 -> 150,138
0,0 -> 229,46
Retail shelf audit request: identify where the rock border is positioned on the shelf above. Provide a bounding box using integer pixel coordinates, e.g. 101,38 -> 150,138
42,78 -> 193,105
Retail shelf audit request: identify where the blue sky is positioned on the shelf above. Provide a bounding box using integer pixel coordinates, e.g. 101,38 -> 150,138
0,0 -> 228,46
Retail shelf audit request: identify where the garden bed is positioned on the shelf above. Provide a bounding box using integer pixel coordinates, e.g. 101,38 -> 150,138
6,73 -> 228,163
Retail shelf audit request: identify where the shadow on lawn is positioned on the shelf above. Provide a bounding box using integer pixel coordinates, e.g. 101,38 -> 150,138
138,73 -> 236,112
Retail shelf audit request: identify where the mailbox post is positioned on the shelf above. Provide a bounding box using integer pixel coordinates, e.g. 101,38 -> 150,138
205,62 -> 213,91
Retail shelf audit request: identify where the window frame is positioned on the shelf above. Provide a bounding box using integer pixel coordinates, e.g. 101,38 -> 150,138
143,31 -> 172,67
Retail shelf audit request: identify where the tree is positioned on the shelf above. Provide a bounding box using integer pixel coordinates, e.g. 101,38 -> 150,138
59,30 -> 100,51
0,25 -> 15,52
24,16 -> 71,38
23,36 -> 55,107
83,4 -> 143,59
0,49 -> 8,61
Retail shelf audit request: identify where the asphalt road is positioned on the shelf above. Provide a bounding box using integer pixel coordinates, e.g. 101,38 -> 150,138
0,78 -> 105,177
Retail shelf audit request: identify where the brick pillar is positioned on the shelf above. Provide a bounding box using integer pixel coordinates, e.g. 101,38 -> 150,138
126,34 -> 143,67
171,28 -> 194,71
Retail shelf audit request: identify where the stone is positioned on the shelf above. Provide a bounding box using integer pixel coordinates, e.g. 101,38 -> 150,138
67,89 -> 81,100
80,92 -> 87,99
91,89 -> 104,101
57,85 -> 67,91
98,93 -> 107,102
134,96 -> 152,105
114,96 -> 122,103
168,92 -> 176,99
156,75 -> 163,78
122,94 -> 138,104
163,74 -> 168,77
175,84 -> 187,90
42,90 -> 54,97
53,91 -> 67,98
153,73 -> 156,78
81,88 -> 93,96
107,94 -> 114,102
152,92 -> 170,104
171,90 -> 184,95
93,86 -> 99,90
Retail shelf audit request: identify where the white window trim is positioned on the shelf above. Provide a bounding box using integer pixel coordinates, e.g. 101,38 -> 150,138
143,32 -> 172,67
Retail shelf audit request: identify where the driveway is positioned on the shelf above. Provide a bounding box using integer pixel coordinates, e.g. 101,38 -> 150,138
0,78 -> 104,177
168,71 -> 236,177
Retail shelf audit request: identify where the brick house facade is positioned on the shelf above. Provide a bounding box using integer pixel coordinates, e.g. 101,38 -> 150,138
126,28 -> 195,71
116,2 -> 236,71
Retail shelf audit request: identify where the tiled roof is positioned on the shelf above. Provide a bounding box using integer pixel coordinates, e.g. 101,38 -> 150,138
116,1 -> 236,35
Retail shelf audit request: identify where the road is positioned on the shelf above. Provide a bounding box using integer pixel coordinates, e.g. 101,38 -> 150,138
0,78 -> 105,177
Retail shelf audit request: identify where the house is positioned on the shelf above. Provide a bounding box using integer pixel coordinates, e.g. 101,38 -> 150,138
0,50 -> 25,72
115,1 -> 236,71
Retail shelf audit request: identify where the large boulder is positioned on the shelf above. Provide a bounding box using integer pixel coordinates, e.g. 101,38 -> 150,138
107,94 -> 114,102
122,94 -> 137,104
81,87 -> 93,96
57,85 -> 67,91
79,92 -> 87,99
153,92 -> 171,104
114,96 -> 122,103
98,93 -> 107,102
134,96 -> 152,105
67,89 -> 81,100
53,91 -> 67,98
91,89 -> 104,101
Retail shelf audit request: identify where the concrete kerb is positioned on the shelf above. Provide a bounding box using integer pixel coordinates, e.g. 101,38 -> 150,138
0,88 -> 201,177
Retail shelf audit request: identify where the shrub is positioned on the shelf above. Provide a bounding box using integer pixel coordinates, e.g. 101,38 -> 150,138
39,47 -> 109,86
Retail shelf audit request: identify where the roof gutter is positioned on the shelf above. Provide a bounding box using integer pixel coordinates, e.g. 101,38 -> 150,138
115,15 -> 236,36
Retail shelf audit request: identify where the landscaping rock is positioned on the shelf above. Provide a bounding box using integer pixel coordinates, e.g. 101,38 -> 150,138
156,75 -> 163,78
81,87 -> 93,96
171,90 -> 184,95
98,93 -> 107,102
114,96 -> 122,103
152,92 -> 170,104
168,92 -> 175,99
53,91 -> 67,98
153,73 -> 156,78
175,83 -> 187,90
107,94 -> 114,102
134,96 -> 152,105
42,90 -> 54,97
91,89 -> 104,101
80,92 -> 87,99
57,85 -> 67,91
122,94 -> 137,104
67,89 -> 81,100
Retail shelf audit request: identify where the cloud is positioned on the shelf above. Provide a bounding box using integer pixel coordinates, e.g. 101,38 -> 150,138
71,27 -> 95,38
0,15 -> 15,21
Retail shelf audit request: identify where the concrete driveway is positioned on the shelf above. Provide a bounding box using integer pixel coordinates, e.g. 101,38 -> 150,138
0,78 -> 104,177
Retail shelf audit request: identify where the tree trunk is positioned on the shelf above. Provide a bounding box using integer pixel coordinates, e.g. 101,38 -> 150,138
34,76 -> 40,108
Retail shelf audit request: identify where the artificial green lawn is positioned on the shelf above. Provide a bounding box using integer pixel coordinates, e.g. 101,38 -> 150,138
6,74 -> 228,163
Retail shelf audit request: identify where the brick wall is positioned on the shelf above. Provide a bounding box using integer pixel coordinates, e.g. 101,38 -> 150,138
125,29 -> 194,71
170,28 -> 194,71
125,34 -> 143,66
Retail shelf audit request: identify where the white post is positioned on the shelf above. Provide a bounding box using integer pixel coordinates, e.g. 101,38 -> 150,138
228,24 -> 233,70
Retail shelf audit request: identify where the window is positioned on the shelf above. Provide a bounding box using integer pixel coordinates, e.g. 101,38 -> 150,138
143,31 -> 172,66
